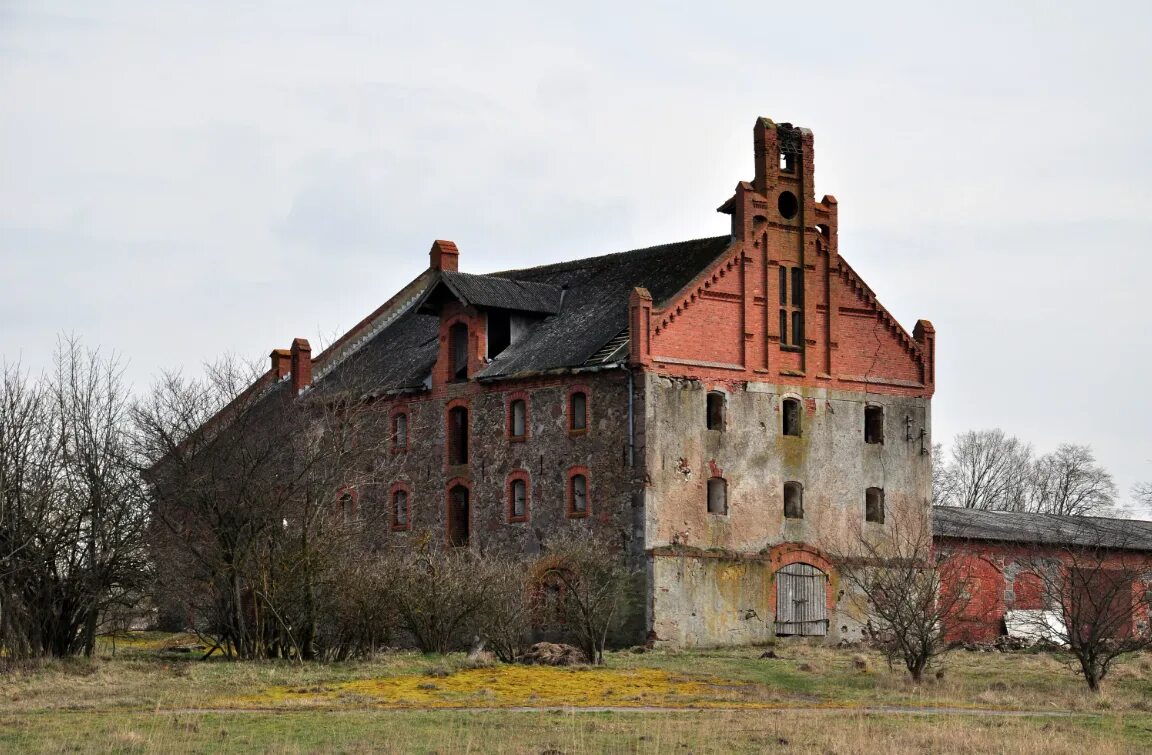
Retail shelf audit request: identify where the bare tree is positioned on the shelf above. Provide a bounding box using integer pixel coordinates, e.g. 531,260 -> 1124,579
1026,444 -> 1117,517
536,530 -> 640,665
937,429 -> 1032,511
1133,482 -> 1152,516
835,512 -> 979,682
1016,524 -> 1152,693
136,354 -> 399,660
0,338 -> 148,660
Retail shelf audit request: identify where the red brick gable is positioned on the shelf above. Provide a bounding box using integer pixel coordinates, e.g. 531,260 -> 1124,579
629,118 -> 935,398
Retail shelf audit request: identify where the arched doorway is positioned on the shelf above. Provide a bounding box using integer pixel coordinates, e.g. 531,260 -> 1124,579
775,563 -> 828,636
448,484 -> 469,547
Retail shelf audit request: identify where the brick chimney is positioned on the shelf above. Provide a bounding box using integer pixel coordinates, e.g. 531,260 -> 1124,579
429,239 -> 459,272
290,338 -> 312,393
270,348 -> 291,380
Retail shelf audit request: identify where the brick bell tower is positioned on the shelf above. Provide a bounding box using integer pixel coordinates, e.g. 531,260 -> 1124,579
718,117 -> 841,377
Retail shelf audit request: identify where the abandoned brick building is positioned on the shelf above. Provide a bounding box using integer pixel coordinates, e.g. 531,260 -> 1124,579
226,117 -> 939,647
934,506 -> 1152,644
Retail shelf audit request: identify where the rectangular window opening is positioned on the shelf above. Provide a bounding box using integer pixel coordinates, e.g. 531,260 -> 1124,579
706,392 -> 725,431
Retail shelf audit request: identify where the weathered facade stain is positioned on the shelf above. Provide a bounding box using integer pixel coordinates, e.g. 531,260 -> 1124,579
201,117 -> 941,648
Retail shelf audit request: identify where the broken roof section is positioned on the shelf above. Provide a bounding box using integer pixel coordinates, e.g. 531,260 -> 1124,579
425,271 -> 564,315
316,235 -> 733,397
933,506 -> 1152,552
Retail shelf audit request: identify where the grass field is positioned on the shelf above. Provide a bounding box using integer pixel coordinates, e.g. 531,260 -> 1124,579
1,633 -> 1150,753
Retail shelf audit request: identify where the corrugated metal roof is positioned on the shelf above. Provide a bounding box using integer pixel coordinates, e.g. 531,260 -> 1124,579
932,505 -> 1152,552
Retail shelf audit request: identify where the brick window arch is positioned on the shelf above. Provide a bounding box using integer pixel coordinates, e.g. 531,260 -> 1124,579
567,466 -> 591,518
336,486 -> 358,524
568,385 -> 591,435
446,398 -> 469,467
507,470 -> 530,523
391,482 -> 411,531
446,478 -> 471,547
507,392 -> 530,441
391,406 -> 409,452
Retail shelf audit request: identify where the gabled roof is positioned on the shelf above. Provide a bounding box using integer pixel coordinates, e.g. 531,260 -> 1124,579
932,506 -> 1152,553
431,271 -> 564,315
316,235 -> 733,396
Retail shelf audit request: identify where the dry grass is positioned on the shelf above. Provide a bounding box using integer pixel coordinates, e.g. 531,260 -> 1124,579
1,635 -> 1150,752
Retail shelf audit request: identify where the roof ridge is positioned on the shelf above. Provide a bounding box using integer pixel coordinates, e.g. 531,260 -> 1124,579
934,505 -> 1149,527
488,235 -> 732,279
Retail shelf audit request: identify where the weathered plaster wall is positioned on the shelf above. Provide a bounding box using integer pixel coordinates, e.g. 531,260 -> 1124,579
643,373 -> 932,646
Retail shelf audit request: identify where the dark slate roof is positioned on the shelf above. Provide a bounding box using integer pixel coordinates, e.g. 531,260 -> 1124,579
479,236 -> 733,379
437,272 -> 563,314
317,235 -> 733,395
932,506 -> 1152,552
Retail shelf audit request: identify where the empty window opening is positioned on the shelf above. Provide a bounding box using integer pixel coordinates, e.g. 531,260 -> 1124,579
784,481 -> 804,519
865,405 -> 884,444
488,310 -> 511,358
393,489 -> 409,528
510,478 -> 527,520
570,474 -> 588,516
448,406 -> 469,465
865,487 -> 885,523
570,391 -> 588,432
778,191 -> 799,220
707,477 -> 728,515
782,398 -> 802,437
509,398 -> 526,438
448,485 -> 469,547
706,392 -> 726,431
779,150 -> 795,173
393,412 -> 408,450
339,491 -> 357,523
778,266 -> 803,348
449,322 -> 469,380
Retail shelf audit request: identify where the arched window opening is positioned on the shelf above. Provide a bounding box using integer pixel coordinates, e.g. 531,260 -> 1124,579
706,392 -> 726,431
393,412 -> 408,451
707,477 -> 728,515
865,487 -> 885,523
393,489 -> 409,529
510,398 -> 526,439
570,391 -> 588,432
448,484 -> 469,547
569,473 -> 588,516
865,405 -> 884,444
509,477 -> 528,521
448,406 -> 469,465
782,398 -> 802,437
449,322 -> 469,381
784,481 -> 804,519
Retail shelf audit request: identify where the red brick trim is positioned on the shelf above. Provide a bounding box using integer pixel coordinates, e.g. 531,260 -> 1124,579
765,542 -> 839,619
566,465 -> 591,518
567,384 -> 591,436
390,481 -> 411,531
444,397 -> 470,469
445,477 -> 472,547
506,391 -> 530,442
507,469 -> 531,523
389,404 -> 409,453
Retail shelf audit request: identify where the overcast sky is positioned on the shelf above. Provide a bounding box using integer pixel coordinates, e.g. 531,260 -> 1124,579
2,1 -> 1150,508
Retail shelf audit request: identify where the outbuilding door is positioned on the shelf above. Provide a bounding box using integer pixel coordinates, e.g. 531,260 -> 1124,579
775,563 -> 828,636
